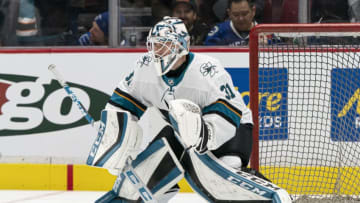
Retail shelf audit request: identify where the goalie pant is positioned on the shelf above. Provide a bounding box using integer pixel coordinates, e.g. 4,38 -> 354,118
95,125 -> 291,203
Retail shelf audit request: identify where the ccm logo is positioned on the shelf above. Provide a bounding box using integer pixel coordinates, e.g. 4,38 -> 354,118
227,171 -> 280,197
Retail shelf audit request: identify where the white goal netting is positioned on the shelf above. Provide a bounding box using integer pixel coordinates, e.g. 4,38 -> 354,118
250,24 -> 360,202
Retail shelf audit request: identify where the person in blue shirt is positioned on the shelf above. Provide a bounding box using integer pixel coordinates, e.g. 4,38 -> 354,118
78,11 -> 128,46
204,0 -> 256,46
78,12 -> 109,46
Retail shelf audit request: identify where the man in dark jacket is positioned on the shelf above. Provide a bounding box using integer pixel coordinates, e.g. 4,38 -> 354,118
172,0 -> 211,45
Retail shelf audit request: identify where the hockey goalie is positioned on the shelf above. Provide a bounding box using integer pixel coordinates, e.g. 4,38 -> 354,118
86,16 -> 292,203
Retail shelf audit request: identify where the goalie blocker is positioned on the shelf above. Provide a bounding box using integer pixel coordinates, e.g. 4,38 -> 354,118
87,110 -> 143,175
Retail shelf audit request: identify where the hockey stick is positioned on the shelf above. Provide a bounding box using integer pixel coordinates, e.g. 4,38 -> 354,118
48,64 -> 157,203
48,64 -> 95,127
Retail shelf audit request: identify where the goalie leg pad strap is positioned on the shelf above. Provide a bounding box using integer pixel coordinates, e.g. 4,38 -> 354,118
87,109 -> 143,175
114,138 -> 185,201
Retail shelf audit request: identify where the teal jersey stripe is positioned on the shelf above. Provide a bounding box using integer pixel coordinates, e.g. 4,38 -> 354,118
109,92 -> 146,119
203,102 -> 242,127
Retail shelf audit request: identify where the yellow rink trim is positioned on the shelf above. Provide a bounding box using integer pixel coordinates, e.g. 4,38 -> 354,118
260,166 -> 360,195
73,165 -> 193,192
0,164 -> 193,192
1,163 -> 359,195
0,164 -> 67,190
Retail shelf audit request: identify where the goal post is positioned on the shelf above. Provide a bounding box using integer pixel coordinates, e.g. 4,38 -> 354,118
249,23 -> 360,201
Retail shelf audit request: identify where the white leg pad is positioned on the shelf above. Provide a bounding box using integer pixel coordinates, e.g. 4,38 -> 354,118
87,109 -> 143,175
186,149 -> 292,202
114,138 -> 185,201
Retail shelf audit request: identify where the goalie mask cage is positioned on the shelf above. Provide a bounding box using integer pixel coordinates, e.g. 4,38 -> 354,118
249,24 -> 360,202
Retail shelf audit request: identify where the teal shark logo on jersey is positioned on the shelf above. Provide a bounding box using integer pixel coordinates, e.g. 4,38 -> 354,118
200,62 -> 218,77
137,54 -> 152,67
125,71 -> 134,86
0,73 -> 109,136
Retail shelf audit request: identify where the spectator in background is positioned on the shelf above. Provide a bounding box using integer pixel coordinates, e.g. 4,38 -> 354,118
197,0 -> 222,26
0,0 -> 26,46
307,0 -> 355,45
204,0 -> 256,46
78,12 -> 109,45
16,0 -> 37,38
172,0 -> 211,45
260,0 -> 299,24
0,5 -> 4,46
34,0 -> 78,46
16,0 -> 41,46
349,0 -> 360,22
151,0 -> 172,25
311,0 -> 349,23
253,0 -> 265,23
212,0 -> 265,23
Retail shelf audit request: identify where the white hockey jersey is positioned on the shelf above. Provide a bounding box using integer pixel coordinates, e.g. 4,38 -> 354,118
106,52 -> 253,150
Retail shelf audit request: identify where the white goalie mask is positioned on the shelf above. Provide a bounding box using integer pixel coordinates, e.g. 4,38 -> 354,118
146,16 -> 190,76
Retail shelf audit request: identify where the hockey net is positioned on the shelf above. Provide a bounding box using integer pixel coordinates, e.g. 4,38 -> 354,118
249,24 -> 360,202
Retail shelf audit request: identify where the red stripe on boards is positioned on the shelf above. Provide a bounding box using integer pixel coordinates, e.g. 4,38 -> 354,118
67,164 -> 74,190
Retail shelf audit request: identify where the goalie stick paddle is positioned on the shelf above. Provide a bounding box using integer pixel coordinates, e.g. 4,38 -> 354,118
48,64 -> 157,203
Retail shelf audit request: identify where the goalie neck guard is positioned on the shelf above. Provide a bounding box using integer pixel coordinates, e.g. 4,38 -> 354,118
146,16 -> 190,76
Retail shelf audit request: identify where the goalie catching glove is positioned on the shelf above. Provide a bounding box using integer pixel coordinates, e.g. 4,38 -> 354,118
168,99 -> 213,154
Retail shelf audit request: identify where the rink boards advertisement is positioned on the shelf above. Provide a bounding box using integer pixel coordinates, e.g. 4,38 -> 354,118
1,50 -> 360,159
331,68 -> 360,141
0,50 -> 253,161
0,49 -> 359,192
